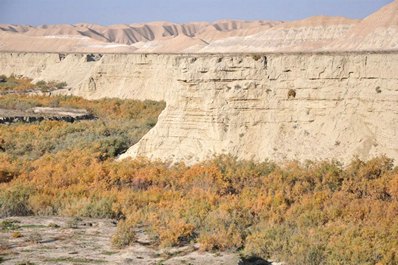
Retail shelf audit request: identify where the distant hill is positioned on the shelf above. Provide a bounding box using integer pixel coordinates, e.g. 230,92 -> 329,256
0,1 -> 397,53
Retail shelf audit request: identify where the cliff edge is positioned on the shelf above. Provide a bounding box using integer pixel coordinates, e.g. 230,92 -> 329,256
1,52 -> 396,164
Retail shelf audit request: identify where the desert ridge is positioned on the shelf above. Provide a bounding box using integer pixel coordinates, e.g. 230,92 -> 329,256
1,1 -> 398,53
0,20 -> 275,53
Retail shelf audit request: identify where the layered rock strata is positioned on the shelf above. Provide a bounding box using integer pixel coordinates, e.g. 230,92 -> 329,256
0,52 -> 397,164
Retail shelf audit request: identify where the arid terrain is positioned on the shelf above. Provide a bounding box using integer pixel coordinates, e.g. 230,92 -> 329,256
1,1 -> 398,265
1,217 -> 262,265
1,0 -> 398,53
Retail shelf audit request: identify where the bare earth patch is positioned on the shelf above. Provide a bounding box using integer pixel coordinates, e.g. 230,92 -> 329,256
0,216 -> 263,265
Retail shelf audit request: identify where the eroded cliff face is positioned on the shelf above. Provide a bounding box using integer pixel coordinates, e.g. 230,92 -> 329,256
1,52 -> 397,164
0,53 -> 175,101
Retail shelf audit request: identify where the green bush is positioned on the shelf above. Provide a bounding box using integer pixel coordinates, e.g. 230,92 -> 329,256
35,80 -> 47,87
55,82 -> 67,89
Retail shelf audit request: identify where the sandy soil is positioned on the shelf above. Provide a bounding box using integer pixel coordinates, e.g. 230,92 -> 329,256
0,216 -> 274,265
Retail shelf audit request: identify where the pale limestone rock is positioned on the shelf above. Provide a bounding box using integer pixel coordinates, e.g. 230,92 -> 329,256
0,52 -> 397,164
121,53 -> 398,164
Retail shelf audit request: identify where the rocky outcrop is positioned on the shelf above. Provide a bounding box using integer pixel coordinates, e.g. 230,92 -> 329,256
1,52 -> 397,164
0,53 -> 174,101
120,52 -> 398,164
0,107 -> 94,124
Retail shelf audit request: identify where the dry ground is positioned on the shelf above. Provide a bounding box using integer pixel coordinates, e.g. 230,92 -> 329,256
0,217 -> 273,265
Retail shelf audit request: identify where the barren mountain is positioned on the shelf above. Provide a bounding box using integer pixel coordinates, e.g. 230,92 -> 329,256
0,1 -> 396,53
0,30 -> 138,53
325,0 -> 398,51
197,16 -> 358,53
0,20 -> 274,53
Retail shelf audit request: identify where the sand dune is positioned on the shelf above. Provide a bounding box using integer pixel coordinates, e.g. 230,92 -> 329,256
0,1 -> 396,53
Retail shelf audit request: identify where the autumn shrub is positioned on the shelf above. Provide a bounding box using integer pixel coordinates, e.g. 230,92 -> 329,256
389,172 -> 398,199
28,192 -> 59,216
198,196 -> 253,251
81,196 -> 116,219
0,185 -> 35,217
0,95 -> 165,160
244,223 -> 294,261
156,219 -> 196,247
11,231 -> 23,238
0,154 -> 19,184
111,216 -> 138,248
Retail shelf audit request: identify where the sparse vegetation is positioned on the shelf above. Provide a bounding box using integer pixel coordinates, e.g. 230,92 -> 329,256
111,218 -> 136,248
27,232 -> 42,244
0,219 -> 21,231
0,75 -> 34,93
0,92 -> 397,264
16,261 -> 36,265
48,222 -> 60,228
66,217 -> 82,229
0,94 -> 165,160
35,80 -> 67,92
44,257 -> 106,263
251,54 -> 262,61
0,74 -> 68,94
11,231 -> 23,238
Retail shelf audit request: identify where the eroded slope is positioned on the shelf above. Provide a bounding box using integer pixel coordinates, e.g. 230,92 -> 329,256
1,52 -> 397,164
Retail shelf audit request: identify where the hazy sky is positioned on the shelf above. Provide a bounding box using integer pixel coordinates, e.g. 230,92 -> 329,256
0,0 -> 393,25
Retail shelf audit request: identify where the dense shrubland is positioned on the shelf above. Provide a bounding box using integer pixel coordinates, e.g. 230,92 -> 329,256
0,94 -> 397,265
0,94 -> 164,160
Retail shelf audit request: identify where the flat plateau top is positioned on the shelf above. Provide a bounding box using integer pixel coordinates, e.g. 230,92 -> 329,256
1,50 -> 398,56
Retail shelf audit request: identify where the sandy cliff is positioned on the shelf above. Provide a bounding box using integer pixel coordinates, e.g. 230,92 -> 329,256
1,52 -> 397,164
121,53 -> 398,164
